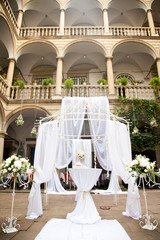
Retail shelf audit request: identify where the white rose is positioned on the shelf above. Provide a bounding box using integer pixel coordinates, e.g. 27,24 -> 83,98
3,169 -> 7,174
20,158 -> 28,163
6,157 -> 12,165
13,168 -> 16,172
14,160 -> 22,170
8,167 -> 11,171
139,159 -> 148,168
130,160 -> 138,166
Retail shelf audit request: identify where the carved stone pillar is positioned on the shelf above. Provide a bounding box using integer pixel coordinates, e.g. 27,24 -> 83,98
106,57 -> 115,95
56,57 -> 63,95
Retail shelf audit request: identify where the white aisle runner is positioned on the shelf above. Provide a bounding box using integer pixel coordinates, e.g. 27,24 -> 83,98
35,218 -> 131,240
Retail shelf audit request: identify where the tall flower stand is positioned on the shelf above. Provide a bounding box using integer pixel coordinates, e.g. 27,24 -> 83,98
1,174 -> 31,233
139,176 -> 158,230
1,177 -> 20,233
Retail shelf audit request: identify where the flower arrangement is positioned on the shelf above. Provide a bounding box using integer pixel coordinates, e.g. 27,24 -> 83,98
31,126 -> 37,136
77,150 -> 85,161
125,154 -> 156,180
15,114 -> 24,126
0,154 -> 34,181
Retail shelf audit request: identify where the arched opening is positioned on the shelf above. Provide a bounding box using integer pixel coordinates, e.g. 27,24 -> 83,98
16,42 -> 57,84
112,41 -> 157,84
108,0 -> 146,27
23,0 -> 60,27
66,0 -> 103,26
63,41 -> 106,85
4,108 -> 47,164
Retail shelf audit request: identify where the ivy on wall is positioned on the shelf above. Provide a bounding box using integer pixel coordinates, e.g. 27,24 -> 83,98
116,98 -> 160,153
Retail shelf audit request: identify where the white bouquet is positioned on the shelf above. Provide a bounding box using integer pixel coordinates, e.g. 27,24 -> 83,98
0,154 -> 34,181
126,154 -> 155,176
77,150 -> 85,161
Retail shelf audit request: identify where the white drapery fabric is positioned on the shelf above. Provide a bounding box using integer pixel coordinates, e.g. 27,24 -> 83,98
67,168 -> 102,224
57,97 -> 87,169
72,139 -> 92,168
87,97 -> 111,170
26,121 -> 59,219
107,120 -> 142,219
47,170 -> 67,194
26,97 -> 141,220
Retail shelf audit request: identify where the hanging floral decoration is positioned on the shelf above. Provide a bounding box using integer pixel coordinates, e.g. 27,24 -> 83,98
132,126 -> 139,135
15,114 -> 24,126
31,126 -> 37,136
150,117 -> 158,127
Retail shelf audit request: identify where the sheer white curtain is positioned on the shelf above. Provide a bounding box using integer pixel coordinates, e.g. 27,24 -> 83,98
87,97 -> 112,170
72,139 -> 92,168
107,120 -> 142,219
26,120 -> 59,219
56,97 -> 87,169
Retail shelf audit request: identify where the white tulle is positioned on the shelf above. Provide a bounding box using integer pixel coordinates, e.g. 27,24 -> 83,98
26,97 -> 141,221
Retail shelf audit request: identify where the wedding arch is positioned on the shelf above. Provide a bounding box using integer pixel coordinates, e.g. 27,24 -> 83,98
26,97 -> 141,220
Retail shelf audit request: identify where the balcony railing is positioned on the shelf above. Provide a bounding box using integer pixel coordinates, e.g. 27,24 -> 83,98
115,85 -> 155,99
8,84 -> 156,100
0,76 -> 8,97
9,85 -> 56,100
109,27 -> 151,37
2,0 -> 18,31
19,26 -> 154,38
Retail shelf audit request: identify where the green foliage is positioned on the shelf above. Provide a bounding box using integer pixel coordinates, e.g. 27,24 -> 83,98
13,80 -> 25,88
148,77 -> 160,98
116,77 -> 128,86
64,78 -> 74,89
42,78 -> 54,85
97,79 -> 107,85
117,98 -> 160,152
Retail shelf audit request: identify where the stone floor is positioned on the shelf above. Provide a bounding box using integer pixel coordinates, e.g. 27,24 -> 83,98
0,189 -> 160,240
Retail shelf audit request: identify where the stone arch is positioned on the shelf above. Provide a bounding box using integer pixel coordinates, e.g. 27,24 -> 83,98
62,39 -> 107,57
16,40 -> 59,59
110,39 -> 157,58
0,14 -> 15,58
4,105 -> 50,132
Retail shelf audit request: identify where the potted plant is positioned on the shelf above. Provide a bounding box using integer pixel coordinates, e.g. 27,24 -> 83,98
42,78 -> 54,85
97,79 -> 107,85
116,77 -> 128,97
116,77 -> 128,86
13,80 -> 25,88
64,78 -> 74,96
148,77 -> 160,98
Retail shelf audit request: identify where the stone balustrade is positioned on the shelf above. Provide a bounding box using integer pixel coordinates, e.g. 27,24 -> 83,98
0,76 -> 8,97
155,28 -> 160,36
19,27 -> 59,38
2,0 -> 18,30
18,26 -> 155,38
9,85 -> 56,100
115,85 -> 155,99
109,27 -> 151,36
6,84 -> 157,101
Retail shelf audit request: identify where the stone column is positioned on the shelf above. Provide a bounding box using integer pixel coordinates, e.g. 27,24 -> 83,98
103,8 -> 109,34
17,9 -> 23,28
0,131 -> 6,164
156,57 -> 160,78
147,9 -> 156,36
106,57 -> 115,95
56,57 -> 63,95
6,58 -> 15,96
59,9 -> 65,35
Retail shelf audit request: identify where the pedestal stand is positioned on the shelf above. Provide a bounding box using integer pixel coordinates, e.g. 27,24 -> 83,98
139,176 -> 158,230
1,178 -> 20,233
